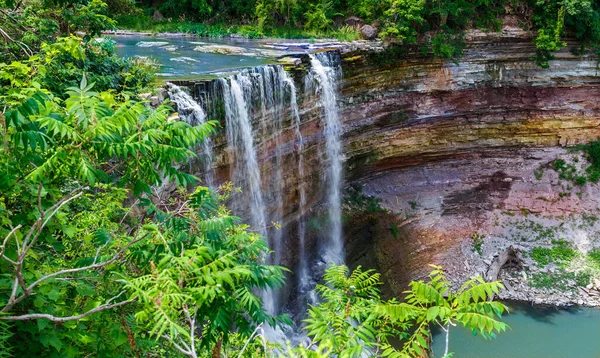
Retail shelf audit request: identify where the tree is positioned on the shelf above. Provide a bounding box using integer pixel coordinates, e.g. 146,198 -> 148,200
0,76 -> 215,356
294,264 -> 508,358
379,265 -> 508,358
123,186 -> 290,357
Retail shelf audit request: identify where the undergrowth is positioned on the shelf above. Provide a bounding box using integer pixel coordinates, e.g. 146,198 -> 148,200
114,14 -> 361,40
530,239 -> 576,267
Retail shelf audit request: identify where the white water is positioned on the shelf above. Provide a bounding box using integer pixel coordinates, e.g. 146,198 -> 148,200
217,65 -> 295,316
167,54 -> 344,322
166,83 -> 215,187
220,77 -> 268,237
310,52 -> 344,264
285,74 -> 310,296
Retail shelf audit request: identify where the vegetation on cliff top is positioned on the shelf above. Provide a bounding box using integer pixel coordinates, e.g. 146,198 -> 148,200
116,0 -> 600,65
3,0 -> 600,65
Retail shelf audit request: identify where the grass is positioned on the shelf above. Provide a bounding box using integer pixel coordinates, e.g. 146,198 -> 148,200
587,248 -> 600,267
114,14 -> 362,41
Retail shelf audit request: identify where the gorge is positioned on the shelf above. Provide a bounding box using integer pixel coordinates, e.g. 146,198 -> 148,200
7,0 -> 600,355
117,19 -> 600,353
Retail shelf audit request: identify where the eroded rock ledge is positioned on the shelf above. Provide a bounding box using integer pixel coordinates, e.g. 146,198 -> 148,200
336,26 -> 600,306
171,24 -> 600,306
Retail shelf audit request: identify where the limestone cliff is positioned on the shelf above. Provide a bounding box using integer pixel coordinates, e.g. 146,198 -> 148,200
172,24 -> 600,305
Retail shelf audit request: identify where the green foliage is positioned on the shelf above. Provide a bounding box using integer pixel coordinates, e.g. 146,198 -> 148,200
0,79 -> 215,356
300,264 -> 508,357
472,232 -> 484,255
580,138 -> 600,183
587,248 -> 600,266
0,0 -> 118,61
0,321 -> 12,358
65,0 -> 117,39
529,269 -> 590,290
3,77 -> 212,194
530,240 -> 576,267
304,1 -> 336,32
0,35 -> 154,104
550,146 -> 600,188
124,186 -> 290,355
343,184 -> 386,217
40,36 -> 155,97
302,265 -> 392,357
380,0 -> 426,42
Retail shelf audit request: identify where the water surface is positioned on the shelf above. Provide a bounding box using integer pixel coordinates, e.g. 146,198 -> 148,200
112,35 -> 272,78
431,302 -> 600,358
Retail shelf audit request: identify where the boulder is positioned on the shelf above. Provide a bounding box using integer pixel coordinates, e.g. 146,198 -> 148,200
156,88 -> 169,103
360,25 -> 378,40
594,278 -> 600,290
153,10 -> 165,21
345,16 -> 364,28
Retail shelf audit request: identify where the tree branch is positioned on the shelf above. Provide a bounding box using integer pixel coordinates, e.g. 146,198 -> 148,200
0,224 -> 21,265
162,334 -> 193,357
0,26 -> 32,57
1,292 -> 135,322
26,235 -> 143,293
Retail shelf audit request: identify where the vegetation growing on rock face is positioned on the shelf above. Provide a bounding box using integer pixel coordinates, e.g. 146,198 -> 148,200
530,240 -> 577,267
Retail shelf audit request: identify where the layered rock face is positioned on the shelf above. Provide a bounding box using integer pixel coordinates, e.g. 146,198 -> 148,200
338,28 -> 600,301
175,25 -> 600,302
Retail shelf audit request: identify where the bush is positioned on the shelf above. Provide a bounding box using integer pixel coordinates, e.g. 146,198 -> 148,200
39,37 -> 154,97
343,184 -> 386,216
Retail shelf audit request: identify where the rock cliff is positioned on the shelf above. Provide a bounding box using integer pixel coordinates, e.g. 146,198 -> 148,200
172,23 -> 600,305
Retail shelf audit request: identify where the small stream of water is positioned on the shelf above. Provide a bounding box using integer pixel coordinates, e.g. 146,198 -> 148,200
309,52 -> 344,265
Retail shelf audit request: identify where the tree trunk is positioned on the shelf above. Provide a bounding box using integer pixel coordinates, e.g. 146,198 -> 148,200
443,323 -> 450,358
212,338 -> 222,358
486,246 -> 522,282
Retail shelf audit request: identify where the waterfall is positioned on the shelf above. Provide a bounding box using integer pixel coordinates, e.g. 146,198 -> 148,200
217,65 -> 295,315
167,54 -> 344,320
309,52 -> 344,265
166,83 -> 215,187
219,75 -> 268,238
285,74 -> 310,295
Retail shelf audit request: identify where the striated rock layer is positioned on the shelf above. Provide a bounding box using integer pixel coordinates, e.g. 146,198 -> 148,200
173,25 -> 600,303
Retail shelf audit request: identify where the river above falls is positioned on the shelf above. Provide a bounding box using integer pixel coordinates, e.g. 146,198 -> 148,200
431,302 -> 600,358
112,35 -> 276,78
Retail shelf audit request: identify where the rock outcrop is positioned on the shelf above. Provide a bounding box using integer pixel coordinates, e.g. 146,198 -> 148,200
171,22 -> 600,304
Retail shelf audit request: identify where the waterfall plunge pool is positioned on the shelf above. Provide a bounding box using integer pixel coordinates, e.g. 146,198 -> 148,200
431,302 -> 600,358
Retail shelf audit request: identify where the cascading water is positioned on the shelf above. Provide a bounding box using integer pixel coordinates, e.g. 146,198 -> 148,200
217,65 -> 297,316
285,74 -> 310,296
166,53 -> 345,329
219,76 -> 268,237
309,52 -> 345,265
166,83 -> 215,187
